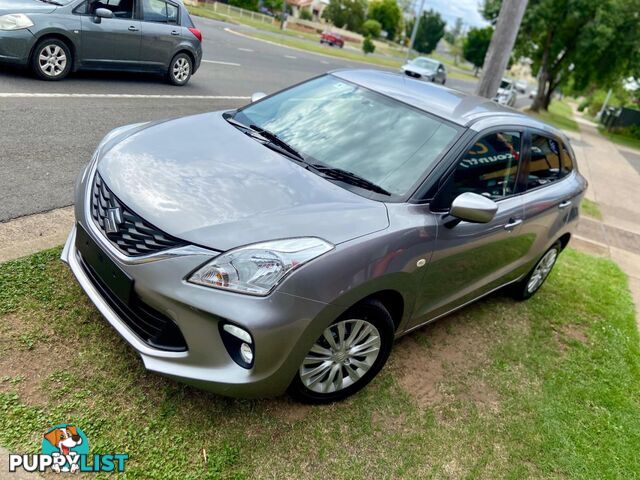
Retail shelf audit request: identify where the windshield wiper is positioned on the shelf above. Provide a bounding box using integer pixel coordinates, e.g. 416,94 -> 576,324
310,165 -> 391,196
37,0 -> 64,5
224,116 -> 307,163
248,124 -> 306,163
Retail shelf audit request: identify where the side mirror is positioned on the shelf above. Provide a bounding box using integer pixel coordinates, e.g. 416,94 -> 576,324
449,192 -> 498,224
94,8 -> 113,23
251,92 -> 267,103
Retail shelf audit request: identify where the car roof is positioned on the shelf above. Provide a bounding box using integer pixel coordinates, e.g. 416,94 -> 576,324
331,69 -> 560,135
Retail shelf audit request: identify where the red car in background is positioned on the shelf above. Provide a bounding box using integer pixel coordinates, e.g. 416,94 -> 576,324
320,32 -> 344,48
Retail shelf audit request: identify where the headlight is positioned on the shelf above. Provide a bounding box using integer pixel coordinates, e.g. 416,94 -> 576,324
189,237 -> 334,296
0,14 -> 34,30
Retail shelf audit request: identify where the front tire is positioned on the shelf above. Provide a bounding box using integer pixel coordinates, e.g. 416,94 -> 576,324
289,299 -> 394,404
512,242 -> 561,300
32,39 -> 72,81
168,53 -> 192,86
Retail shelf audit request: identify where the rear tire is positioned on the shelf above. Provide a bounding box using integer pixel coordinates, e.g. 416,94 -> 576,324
289,299 -> 394,404
512,242 -> 561,300
31,38 -> 72,81
168,53 -> 192,86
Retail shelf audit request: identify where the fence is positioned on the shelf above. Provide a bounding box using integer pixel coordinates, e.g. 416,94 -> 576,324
191,0 -> 276,25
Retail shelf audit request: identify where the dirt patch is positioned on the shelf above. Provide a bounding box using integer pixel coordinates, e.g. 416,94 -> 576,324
266,397 -> 312,424
557,323 -> 589,345
371,411 -> 406,434
465,379 -> 499,412
391,313 -> 494,409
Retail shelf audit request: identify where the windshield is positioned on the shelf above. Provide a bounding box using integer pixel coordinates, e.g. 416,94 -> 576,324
235,76 -> 459,197
410,58 -> 439,71
500,80 -> 512,89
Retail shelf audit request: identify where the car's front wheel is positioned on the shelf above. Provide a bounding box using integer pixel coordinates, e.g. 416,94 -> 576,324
168,53 -> 192,86
289,299 -> 394,403
513,242 -> 561,300
32,39 -> 72,81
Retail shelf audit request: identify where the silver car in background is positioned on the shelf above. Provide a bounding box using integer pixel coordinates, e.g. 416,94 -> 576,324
401,57 -> 447,85
494,78 -> 518,106
62,70 -> 586,403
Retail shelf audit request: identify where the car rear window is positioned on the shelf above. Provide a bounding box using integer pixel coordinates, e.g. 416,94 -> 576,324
527,133 -> 562,188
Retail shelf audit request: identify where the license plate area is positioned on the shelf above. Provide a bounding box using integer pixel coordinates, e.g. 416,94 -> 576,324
76,224 -> 133,304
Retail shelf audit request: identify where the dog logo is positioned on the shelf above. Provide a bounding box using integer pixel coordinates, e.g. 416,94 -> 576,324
9,423 -> 127,474
42,424 -> 89,473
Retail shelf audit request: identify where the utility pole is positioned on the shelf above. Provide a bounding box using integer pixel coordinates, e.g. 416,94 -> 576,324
475,0 -> 528,98
406,0 -> 426,60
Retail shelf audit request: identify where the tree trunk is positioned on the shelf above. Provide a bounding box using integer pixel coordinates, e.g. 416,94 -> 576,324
530,30 -> 553,112
543,85 -> 554,109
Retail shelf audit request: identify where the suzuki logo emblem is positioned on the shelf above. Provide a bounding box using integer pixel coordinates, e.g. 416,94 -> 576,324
105,207 -> 123,234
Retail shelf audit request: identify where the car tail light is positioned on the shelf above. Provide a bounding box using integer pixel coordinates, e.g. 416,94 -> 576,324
189,27 -> 202,42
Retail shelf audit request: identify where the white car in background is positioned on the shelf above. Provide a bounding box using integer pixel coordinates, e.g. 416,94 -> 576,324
493,78 -> 518,107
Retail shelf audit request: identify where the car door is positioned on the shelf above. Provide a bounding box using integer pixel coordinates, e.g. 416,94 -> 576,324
410,129 -> 529,327
79,0 -> 142,66
517,130 -> 576,265
139,0 -> 182,69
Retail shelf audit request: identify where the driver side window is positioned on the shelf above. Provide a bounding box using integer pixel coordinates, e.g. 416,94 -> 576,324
434,131 -> 522,209
85,0 -> 134,18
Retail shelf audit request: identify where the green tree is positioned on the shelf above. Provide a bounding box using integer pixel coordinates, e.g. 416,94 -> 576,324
368,0 -> 402,41
443,17 -> 463,44
362,19 -> 382,38
299,7 -> 313,20
322,0 -> 367,32
411,9 -> 446,54
483,0 -> 640,111
463,26 -> 493,75
362,35 -> 376,54
229,0 -> 259,11
261,0 -> 283,13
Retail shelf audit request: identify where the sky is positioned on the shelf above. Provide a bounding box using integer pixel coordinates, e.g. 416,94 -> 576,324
418,0 -> 489,29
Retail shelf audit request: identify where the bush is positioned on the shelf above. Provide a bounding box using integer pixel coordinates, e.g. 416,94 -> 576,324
362,19 -> 382,38
299,8 -> 313,20
362,35 -> 375,54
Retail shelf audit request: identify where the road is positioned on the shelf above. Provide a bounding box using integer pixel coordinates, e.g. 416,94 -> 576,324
0,16 -> 527,222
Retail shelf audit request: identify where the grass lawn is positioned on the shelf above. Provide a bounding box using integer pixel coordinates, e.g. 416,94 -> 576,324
597,126 -> 640,152
527,100 -> 580,133
1,247 -> 639,478
581,198 -> 604,220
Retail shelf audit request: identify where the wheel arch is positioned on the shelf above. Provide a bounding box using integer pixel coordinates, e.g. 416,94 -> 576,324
30,32 -> 78,69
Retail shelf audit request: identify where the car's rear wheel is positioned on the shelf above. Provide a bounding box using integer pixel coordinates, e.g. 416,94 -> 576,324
32,39 -> 72,81
168,53 -> 192,86
512,242 -> 561,300
289,299 -> 394,403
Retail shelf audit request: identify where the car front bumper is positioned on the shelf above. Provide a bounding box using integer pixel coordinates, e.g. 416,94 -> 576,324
61,209 -> 341,398
0,28 -> 36,66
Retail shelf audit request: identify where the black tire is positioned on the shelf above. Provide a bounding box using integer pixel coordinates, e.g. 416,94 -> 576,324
31,38 -> 72,81
289,299 -> 395,404
512,242 -> 561,300
167,52 -> 192,86
441,78 -> 446,85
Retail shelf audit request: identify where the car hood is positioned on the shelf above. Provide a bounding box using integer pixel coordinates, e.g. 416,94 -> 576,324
0,0 -> 56,14
96,112 -> 389,251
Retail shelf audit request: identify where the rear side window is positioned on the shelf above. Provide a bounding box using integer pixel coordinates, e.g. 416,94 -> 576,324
434,131 -> 522,207
560,142 -> 574,177
142,0 -> 178,23
527,133 -> 561,188
183,11 -> 195,28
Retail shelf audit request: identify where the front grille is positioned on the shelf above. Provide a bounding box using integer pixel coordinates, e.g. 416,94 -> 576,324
91,174 -> 186,256
404,70 -> 421,79
79,253 -> 188,352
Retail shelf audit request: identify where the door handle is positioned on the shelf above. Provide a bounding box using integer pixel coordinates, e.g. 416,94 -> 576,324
128,25 -> 139,31
558,200 -> 572,209
504,218 -> 523,230
171,30 -> 180,36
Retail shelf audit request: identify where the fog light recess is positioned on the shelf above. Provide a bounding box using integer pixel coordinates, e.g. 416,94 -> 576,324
220,322 -> 255,369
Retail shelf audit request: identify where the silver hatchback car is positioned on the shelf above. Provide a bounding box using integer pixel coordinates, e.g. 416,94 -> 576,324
61,70 -> 586,403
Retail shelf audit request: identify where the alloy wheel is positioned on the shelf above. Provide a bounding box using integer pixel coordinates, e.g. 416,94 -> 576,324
173,57 -> 190,83
299,319 -> 381,394
527,248 -> 558,294
38,45 -> 67,78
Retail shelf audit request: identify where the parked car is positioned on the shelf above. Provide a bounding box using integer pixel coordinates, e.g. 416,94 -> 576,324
529,88 -> 538,99
320,31 -> 344,48
514,79 -> 528,94
493,78 -> 518,106
0,0 -> 202,85
400,57 -> 447,85
62,70 -> 586,403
